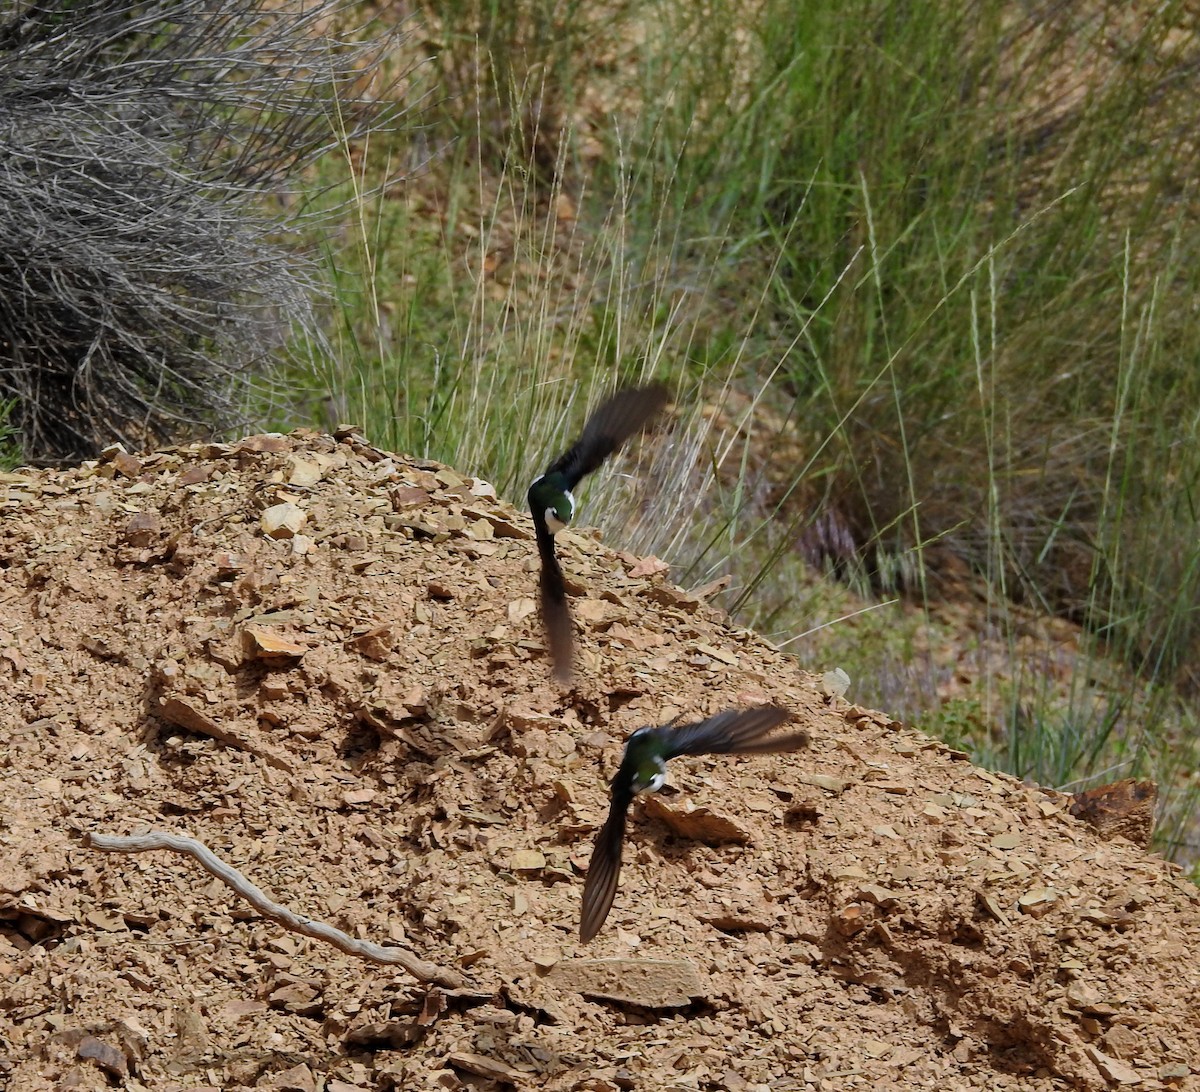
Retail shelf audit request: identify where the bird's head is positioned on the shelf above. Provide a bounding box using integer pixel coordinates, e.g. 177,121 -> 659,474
623,727 -> 669,794
528,474 -> 575,534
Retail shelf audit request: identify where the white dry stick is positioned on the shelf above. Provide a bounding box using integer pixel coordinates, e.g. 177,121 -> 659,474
85,830 -> 464,988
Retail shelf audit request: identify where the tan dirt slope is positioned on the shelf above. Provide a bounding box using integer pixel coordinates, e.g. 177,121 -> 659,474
1,430 -> 1198,1091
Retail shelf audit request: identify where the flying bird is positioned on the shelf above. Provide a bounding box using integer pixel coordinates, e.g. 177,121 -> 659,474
528,382 -> 669,684
579,704 -> 809,943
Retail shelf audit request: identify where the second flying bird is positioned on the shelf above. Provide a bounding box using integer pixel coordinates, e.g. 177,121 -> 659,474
579,705 -> 810,943
528,382 -> 669,685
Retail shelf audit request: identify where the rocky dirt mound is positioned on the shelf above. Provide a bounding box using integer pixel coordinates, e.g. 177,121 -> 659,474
1,430 -> 1198,1091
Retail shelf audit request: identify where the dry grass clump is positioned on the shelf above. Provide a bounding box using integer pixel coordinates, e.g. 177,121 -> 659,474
0,0 -> 411,464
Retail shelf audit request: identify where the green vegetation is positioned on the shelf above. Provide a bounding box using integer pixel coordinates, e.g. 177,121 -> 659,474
0,399 -> 19,471
278,0 -> 1200,866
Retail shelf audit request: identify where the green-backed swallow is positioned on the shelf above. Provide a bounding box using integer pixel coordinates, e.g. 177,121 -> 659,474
528,382 -> 669,685
579,704 -> 809,942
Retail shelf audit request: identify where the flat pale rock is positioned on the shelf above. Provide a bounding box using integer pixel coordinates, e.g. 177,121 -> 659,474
801,772 -> 851,794
626,554 -> 670,578
509,849 -> 546,872
235,434 -> 291,454
157,695 -> 222,735
1084,1045 -> 1141,1084
241,624 -> 306,660
272,1062 -> 317,1092
575,599 -> 611,626
156,695 -> 296,772
644,584 -> 700,611
698,909 -> 776,932
820,667 -> 851,698
547,957 -> 705,1008
473,513 -> 530,540
642,794 -> 753,845
446,1051 -> 527,1083
507,597 -> 537,624
261,502 -> 307,539
286,457 -> 323,488
1018,886 -> 1059,917
693,642 -> 739,667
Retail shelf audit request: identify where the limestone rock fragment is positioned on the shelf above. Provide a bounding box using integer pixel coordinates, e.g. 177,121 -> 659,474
261,502 -> 307,539
547,958 -> 705,1008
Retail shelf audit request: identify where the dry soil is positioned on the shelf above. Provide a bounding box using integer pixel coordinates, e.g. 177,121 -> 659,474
1,430 -> 1198,1091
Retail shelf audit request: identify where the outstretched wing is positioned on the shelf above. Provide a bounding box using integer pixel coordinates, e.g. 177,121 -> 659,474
663,705 -> 807,759
579,777 -> 635,942
547,382 -> 669,490
532,515 -> 575,685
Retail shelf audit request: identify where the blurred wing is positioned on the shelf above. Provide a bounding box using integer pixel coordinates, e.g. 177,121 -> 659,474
664,705 -> 800,758
547,382 -> 669,489
579,779 -> 633,943
533,516 -> 574,685
724,727 -> 811,754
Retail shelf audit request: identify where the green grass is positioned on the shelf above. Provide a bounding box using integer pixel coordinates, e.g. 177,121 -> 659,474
272,0 -> 1200,866
0,399 -> 19,470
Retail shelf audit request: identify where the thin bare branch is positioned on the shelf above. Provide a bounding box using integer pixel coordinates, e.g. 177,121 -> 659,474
84,829 -> 464,988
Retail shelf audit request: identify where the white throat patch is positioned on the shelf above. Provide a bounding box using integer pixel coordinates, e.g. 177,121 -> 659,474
544,488 -> 576,534
633,751 -> 668,795
643,771 -> 667,793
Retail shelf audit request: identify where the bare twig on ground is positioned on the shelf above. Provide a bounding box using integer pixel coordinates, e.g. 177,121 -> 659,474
85,830 -> 464,988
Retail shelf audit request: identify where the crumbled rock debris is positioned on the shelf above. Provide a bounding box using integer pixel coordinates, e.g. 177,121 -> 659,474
1069,779 -> 1158,849
1,429 -> 1198,1090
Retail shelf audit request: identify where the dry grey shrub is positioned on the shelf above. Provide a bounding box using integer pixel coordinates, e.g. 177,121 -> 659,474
0,0 -> 411,464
